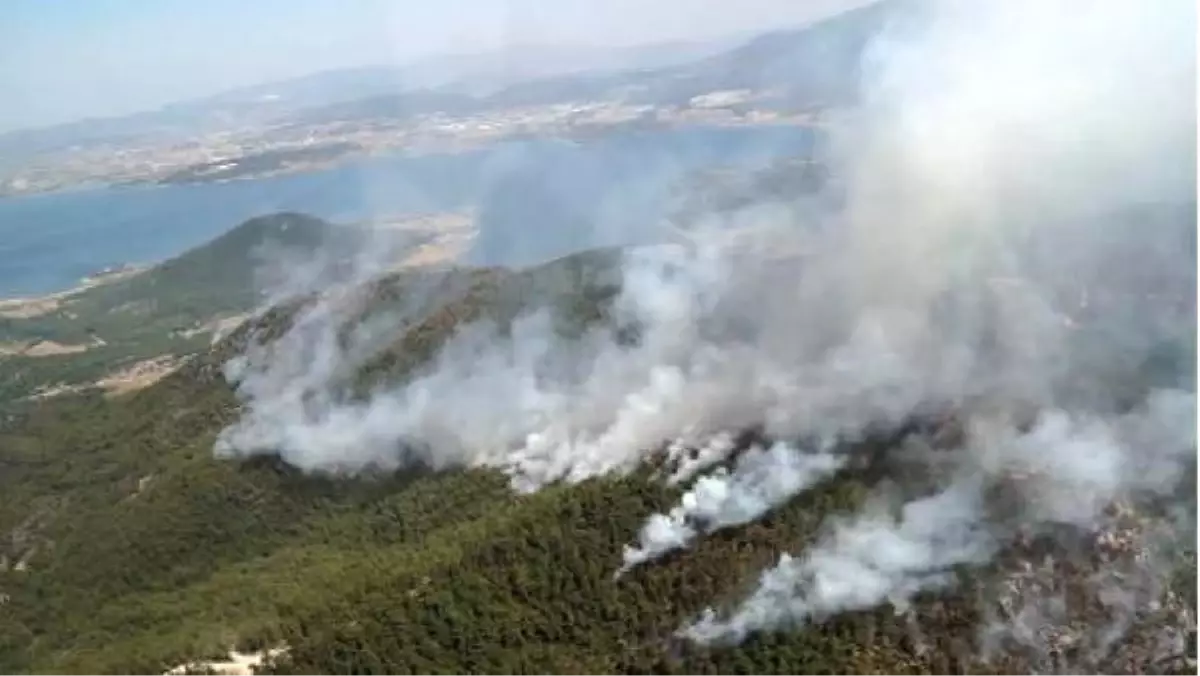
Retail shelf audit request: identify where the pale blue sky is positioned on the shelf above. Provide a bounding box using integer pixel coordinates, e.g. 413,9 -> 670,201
0,0 -> 864,132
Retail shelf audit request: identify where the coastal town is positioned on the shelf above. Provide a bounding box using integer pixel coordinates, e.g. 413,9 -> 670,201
0,90 -> 819,197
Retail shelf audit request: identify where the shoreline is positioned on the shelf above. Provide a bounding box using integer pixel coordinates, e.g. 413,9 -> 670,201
0,118 -> 819,201
0,265 -> 147,318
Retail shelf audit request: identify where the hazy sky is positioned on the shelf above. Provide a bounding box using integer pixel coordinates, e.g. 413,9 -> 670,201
0,0 -> 865,132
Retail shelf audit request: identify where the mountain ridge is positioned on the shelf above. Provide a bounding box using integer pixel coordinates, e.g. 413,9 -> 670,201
1,203 -> 1193,673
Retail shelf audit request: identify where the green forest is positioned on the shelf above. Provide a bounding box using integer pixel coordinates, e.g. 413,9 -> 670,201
0,213 -> 1193,675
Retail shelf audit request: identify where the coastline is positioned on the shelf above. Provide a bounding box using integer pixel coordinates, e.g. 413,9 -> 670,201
0,264 -> 147,318
0,117 -> 818,201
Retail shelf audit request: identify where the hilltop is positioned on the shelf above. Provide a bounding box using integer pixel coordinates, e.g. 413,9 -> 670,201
0,212 -> 364,405
0,144 -> 817,407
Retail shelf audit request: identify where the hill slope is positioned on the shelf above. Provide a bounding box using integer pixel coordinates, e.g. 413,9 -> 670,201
1,0 -> 1195,668
0,212 -> 338,405
0,217 -> 1194,674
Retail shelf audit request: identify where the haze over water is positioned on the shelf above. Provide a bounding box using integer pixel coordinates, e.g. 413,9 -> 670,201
0,125 -> 815,298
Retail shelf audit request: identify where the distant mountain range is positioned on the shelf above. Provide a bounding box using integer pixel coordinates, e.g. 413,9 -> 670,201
0,1 -> 895,160
158,36 -> 753,127
286,1 -> 896,125
0,36 -> 748,160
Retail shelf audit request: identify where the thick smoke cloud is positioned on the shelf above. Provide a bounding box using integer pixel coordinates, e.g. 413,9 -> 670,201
215,0 -> 1195,664
684,393 -> 1197,645
669,0 -> 1196,652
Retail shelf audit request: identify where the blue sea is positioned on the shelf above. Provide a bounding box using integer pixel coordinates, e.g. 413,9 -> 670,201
0,125 -> 816,297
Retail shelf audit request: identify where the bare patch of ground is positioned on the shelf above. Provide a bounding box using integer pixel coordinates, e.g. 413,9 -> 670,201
1,335 -> 106,358
367,210 -> 474,234
365,210 -> 477,271
23,354 -> 184,402
175,313 -> 251,343
21,340 -> 91,357
121,474 -> 158,503
163,646 -> 288,676
95,355 -> 184,397
0,297 -> 62,319
397,229 -> 476,269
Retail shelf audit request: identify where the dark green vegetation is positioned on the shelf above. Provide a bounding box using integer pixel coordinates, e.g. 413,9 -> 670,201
0,213 -> 337,405
0,213 -> 1193,675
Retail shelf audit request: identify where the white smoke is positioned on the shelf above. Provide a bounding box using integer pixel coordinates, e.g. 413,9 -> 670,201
664,432 -> 738,486
672,0 -> 1196,649
683,480 -> 995,645
683,393 -> 1197,645
214,0 -> 1195,665
619,441 -> 846,575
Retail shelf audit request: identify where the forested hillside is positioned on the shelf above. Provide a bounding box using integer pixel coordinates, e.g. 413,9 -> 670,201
0,223 -> 1194,673
1,0 -> 1195,671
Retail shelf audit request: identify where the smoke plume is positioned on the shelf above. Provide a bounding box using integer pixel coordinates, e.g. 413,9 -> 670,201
683,479 -> 996,645
215,0 -> 1195,666
619,441 -> 846,575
